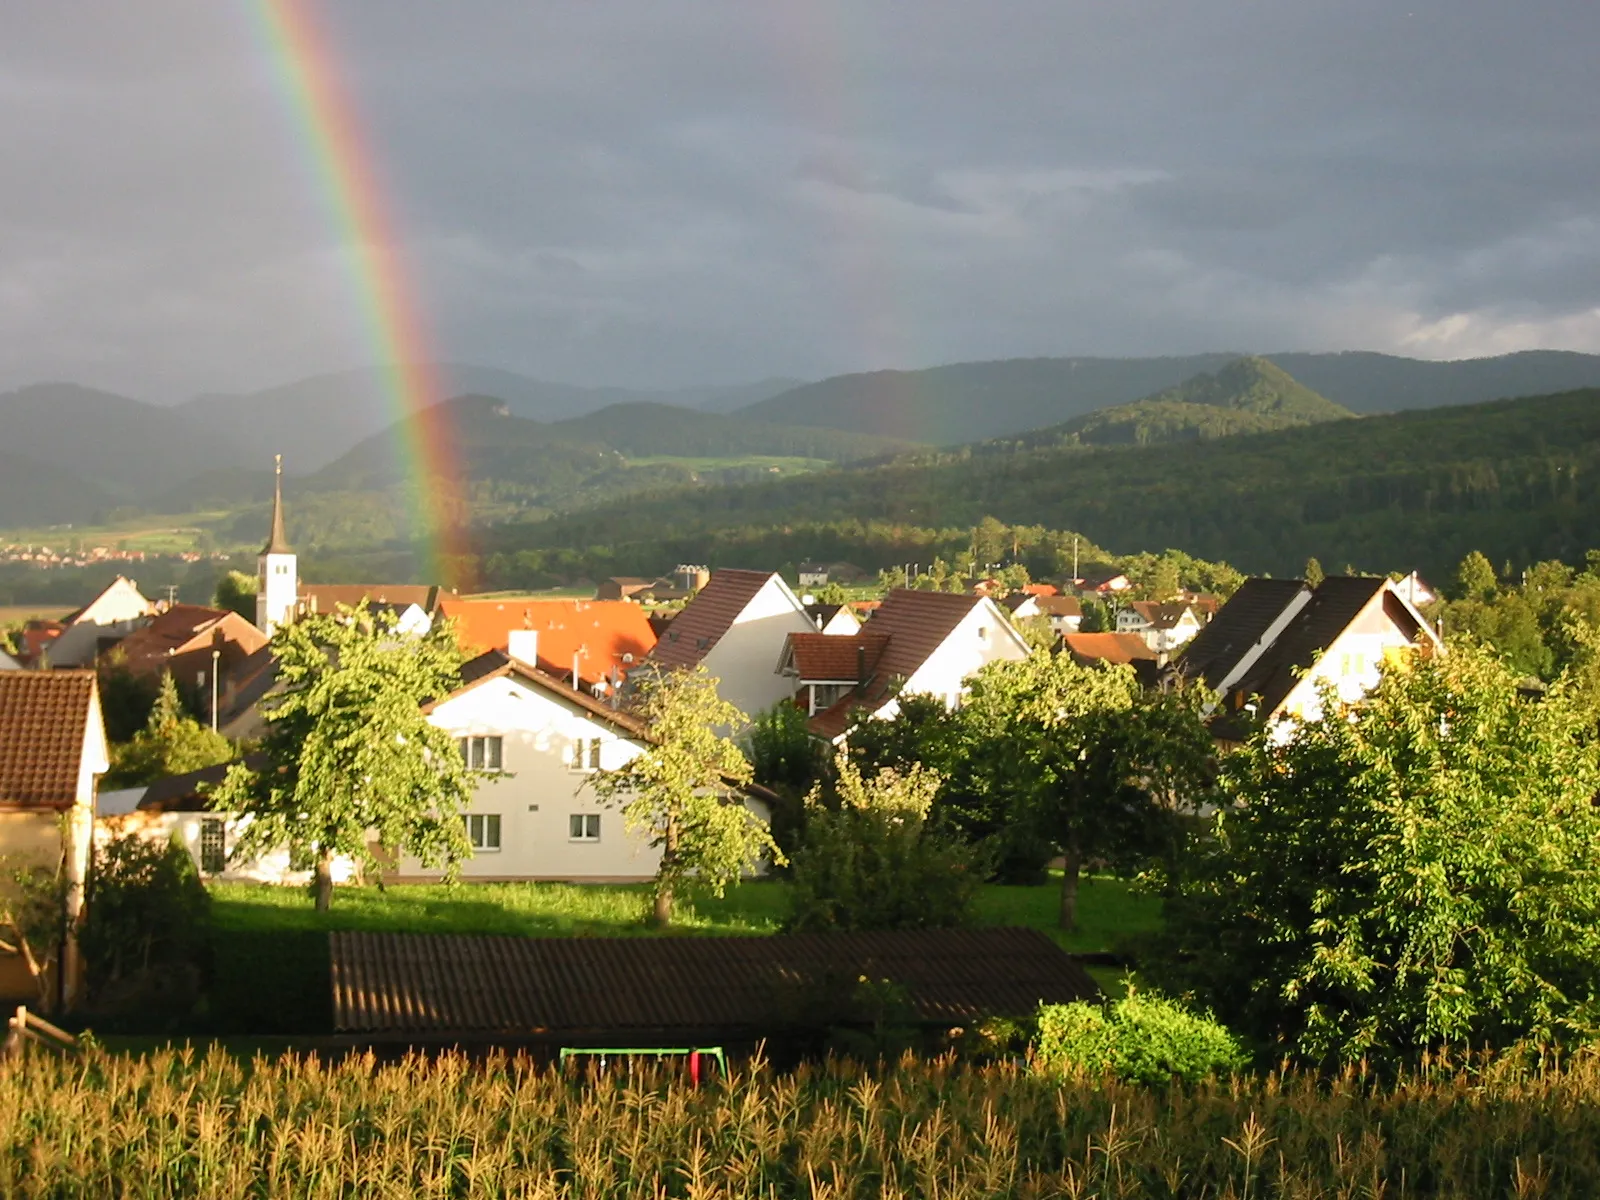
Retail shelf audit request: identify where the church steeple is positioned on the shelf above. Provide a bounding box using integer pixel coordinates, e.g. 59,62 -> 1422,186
262,454 -> 291,555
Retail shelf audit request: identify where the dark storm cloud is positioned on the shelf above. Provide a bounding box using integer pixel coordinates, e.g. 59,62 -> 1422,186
1,0 -> 1596,399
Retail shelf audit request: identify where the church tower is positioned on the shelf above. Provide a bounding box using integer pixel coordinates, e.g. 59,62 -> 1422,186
256,455 -> 298,635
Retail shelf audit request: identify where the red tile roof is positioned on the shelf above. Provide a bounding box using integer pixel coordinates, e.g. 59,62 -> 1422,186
648,570 -> 781,669
784,632 -> 890,682
1022,583 -> 1060,596
331,927 -> 1098,1038
0,672 -> 100,809
1061,632 -> 1158,665
440,598 -> 657,689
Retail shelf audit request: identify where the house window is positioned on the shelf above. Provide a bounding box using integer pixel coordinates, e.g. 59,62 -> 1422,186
569,814 -> 601,842
458,736 -> 503,771
571,737 -> 604,771
464,813 -> 502,851
199,818 -> 226,875
977,625 -> 988,641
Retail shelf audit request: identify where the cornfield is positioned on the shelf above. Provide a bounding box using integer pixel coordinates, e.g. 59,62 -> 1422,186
2,1046 -> 1598,1198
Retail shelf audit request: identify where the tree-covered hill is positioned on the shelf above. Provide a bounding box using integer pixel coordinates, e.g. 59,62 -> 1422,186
1028,357 -> 1353,447
735,350 -> 1600,444
485,386 -> 1600,583
546,401 -> 914,460
0,450 -> 114,527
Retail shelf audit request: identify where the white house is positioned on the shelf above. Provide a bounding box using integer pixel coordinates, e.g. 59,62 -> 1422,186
1115,601 -> 1204,653
646,569 -> 819,720
781,588 -> 1032,742
45,576 -> 153,667
797,562 -> 831,589
1178,575 -> 1442,743
802,603 -> 862,636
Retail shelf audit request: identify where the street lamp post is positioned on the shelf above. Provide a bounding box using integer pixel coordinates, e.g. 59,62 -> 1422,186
211,648 -> 220,733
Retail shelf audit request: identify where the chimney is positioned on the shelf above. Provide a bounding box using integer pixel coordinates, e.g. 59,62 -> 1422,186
506,629 -> 538,666
572,651 -> 581,687
855,642 -> 868,695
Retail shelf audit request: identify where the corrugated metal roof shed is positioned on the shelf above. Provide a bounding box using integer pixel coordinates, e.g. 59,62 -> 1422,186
332,927 -> 1096,1038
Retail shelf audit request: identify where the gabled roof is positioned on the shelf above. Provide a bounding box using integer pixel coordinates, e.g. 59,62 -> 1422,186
0,671 -> 101,809
426,649 -> 651,738
1175,578 -> 1310,691
1124,600 -> 1195,630
62,575 -> 150,626
1034,595 -> 1083,618
782,632 -> 891,682
439,598 -> 656,688
648,570 -> 787,669
330,927 -> 1097,1039
109,605 -> 267,677
808,589 -> 996,739
1228,576 -> 1412,718
1061,632 -> 1158,665
999,593 -> 1037,614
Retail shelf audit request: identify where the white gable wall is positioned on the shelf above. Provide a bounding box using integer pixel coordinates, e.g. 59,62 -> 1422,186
1272,593 -> 1433,737
700,575 -> 817,720
901,597 -> 1031,707
50,578 -> 152,666
407,674 -> 658,880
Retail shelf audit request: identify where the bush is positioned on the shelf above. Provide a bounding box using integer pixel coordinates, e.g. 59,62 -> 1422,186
80,834 -> 211,1016
1034,992 -> 1246,1086
786,757 -> 982,932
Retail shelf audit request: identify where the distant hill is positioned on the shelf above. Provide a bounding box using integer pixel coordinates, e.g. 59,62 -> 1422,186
0,449 -> 114,527
0,383 -> 249,500
736,351 -> 1600,444
487,386 -> 1600,584
548,402 -> 912,460
1034,357 -> 1353,447
179,366 -> 805,472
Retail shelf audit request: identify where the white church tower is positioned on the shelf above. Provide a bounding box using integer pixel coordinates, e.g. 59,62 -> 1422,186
256,455 -> 298,635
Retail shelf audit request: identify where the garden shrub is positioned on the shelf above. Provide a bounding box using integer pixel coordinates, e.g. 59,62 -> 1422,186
1034,991 -> 1245,1085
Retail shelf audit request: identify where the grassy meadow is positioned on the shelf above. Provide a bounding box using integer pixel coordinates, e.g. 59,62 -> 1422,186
11,1044 -> 1600,1197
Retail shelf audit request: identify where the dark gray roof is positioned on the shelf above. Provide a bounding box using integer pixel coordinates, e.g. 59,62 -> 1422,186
1175,578 -> 1309,691
1230,576 -> 1396,716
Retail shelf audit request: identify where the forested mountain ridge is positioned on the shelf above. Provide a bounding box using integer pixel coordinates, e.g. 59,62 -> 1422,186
483,386 -> 1600,584
1027,357 -> 1353,447
734,350 -> 1600,444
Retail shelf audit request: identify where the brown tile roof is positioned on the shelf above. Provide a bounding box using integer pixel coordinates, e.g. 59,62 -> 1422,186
648,569 -> 780,668
0,671 -> 100,809
108,605 -> 268,678
1061,632 -> 1158,665
1034,596 -> 1083,618
808,590 -> 986,738
1125,601 -> 1193,630
784,632 -> 890,682
1175,578 -> 1310,691
330,927 -> 1098,1038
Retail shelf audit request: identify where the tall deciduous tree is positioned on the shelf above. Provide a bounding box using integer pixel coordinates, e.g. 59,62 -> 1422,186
962,651 -> 1214,930
212,570 -> 258,621
593,666 -> 781,926
211,606 -> 477,911
1150,640 -> 1600,1065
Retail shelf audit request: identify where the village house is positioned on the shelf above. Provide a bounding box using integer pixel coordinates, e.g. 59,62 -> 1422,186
43,576 -> 154,667
1000,592 -> 1083,637
802,602 -> 862,636
593,577 -> 654,602
104,603 -> 269,703
1176,575 -> 1442,742
1072,568 -> 1132,596
796,562 -> 831,589
0,672 -> 108,1010
646,569 -> 820,719
780,588 -> 1031,742
1115,600 -> 1204,653
1061,631 -> 1160,669
14,620 -> 65,668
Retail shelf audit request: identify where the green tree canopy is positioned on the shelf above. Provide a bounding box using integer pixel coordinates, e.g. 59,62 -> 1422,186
1150,640 -> 1600,1065
211,606 -> 477,910
593,666 -> 781,925
103,672 -> 233,789
212,570 -> 258,621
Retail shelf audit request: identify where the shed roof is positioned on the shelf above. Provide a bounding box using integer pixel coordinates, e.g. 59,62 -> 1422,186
330,927 -> 1097,1038
0,671 -> 101,809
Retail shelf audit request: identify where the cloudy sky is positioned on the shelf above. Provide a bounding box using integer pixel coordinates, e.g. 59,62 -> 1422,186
3,1 -> 1597,400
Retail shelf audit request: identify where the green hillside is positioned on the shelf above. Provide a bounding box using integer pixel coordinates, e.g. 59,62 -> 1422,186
1034,357 -> 1352,447
736,350 -> 1600,444
0,450 -> 114,527
549,401 -> 912,460
484,386 -> 1600,584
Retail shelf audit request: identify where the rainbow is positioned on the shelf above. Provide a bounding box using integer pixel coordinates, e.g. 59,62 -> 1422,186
248,0 -> 472,586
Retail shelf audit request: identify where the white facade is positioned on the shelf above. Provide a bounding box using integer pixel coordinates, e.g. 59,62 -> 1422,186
1271,595 -> 1439,735
701,575 -> 820,720
256,550 -> 298,635
48,577 -> 152,667
797,565 -> 829,588
97,810 -> 361,887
